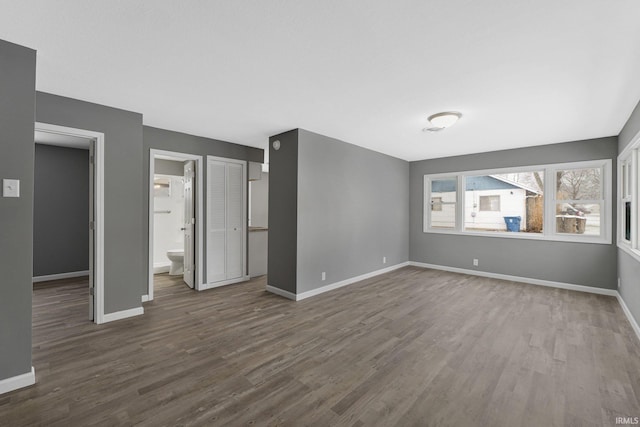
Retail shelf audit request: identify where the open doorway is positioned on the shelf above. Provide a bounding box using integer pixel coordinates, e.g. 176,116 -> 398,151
33,122 -> 105,324
148,150 -> 203,301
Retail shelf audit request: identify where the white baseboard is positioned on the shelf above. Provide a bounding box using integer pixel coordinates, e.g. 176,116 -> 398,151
266,285 -> 297,300
0,367 -> 35,395
408,261 -> 618,297
153,265 -> 170,274
616,293 -> 640,343
141,294 -> 149,303
266,262 -> 410,301
198,276 -> 250,291
101,306 -> 144,323
33,270 -> 89,283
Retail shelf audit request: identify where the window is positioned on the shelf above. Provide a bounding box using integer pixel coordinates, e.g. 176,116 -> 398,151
619,142 -> 639,259
479,195 -> 500,211
431,197 -> 443,211
424,159 -> 611,243
553,166 -> 603,237
426,177 -> 456,230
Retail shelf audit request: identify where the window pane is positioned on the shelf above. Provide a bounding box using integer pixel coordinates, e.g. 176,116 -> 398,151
464,172 -> 543,233
555,203 -> 601,236
430,178 -> 456,229
556,167 -> 601,200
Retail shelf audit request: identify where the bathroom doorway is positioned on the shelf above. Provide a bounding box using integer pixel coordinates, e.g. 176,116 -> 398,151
148,150 -> 203,301
33,122 -> 105,324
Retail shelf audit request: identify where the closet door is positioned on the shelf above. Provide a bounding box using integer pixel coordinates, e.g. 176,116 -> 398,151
207,160 -> 227,283
226,162 -> 244,280
206,157 -> 246,285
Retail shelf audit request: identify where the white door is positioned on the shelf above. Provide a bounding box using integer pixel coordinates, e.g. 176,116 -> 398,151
183,160 -> 195,288
88,140 -> 95,320
207,157 -> 246,285
226,162 -> 244,280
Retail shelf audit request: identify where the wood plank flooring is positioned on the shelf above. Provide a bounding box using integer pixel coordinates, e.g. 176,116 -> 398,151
2,267 -> 639,426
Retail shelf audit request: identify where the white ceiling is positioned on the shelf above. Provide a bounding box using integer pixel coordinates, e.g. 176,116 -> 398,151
2,1 -> 640,161
35,130 -> 91,149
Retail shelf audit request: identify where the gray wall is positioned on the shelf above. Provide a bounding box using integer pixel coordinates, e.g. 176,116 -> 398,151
618,98 -> 640,323
410,137 -> 618,289
0,40 -> 36,380
296,129 -> 410,293
267,130 -> 299,294
34,144 -> 89,277
36,92 -> 145,314
143,126 -> 263,294
155,158 -> 184,176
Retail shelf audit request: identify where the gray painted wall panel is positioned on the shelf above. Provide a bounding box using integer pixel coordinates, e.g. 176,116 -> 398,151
267,130 -> 298,294
0,39 -> 36,380
143,126 -> 263,294
410,137 -> 618,289
34,144 -> 89,276
619,251 -> 640,324
36,92 -> 144,314
296,129 -> 410,293
618,98 -> 640,325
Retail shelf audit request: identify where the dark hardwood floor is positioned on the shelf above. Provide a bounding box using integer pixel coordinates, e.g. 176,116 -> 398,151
2,267 -> 639,426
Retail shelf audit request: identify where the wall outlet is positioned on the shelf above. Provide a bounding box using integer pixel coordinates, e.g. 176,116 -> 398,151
473,259 -> 479,267
2,179 -> 20,198
618,278 -> 621,289
383,256 -> 387,264
322,272 -> 326,281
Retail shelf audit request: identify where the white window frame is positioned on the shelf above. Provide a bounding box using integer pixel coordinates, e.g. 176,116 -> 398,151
423,159 -> 612,244
618,132 -> 640,261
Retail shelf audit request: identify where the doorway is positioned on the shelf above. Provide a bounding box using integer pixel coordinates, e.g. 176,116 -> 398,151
33,122 -> 105,324
148,150 -> 203,300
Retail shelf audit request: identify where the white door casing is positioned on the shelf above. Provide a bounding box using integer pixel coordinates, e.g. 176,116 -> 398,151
183,160 -> 195,288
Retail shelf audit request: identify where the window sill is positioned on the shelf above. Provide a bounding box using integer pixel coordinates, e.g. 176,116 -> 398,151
423,228 -> 612,245
618,242 -> 640,263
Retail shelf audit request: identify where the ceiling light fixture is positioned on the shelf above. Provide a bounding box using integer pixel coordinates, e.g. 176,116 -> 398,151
423,111 -> 462,132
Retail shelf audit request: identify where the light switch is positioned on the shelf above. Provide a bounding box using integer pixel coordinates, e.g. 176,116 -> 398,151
3,179 -> 20,197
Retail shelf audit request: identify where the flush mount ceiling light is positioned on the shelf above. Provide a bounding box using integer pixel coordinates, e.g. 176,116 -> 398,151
423,111 -> 462,132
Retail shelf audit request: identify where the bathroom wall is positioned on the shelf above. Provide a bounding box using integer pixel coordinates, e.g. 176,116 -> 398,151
33,144 -> 89,277
250,171 -> 269,227
153,170 -> 185,272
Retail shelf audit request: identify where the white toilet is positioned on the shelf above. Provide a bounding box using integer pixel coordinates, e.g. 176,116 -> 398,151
166,249 -> 184,275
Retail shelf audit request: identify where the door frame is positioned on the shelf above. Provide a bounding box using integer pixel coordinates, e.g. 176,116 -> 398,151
202,155 -> 248,290
35,122 -> 106,324
148,149 -> 204,300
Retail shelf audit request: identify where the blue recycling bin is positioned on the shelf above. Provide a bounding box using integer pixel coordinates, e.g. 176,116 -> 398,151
503,216 -> 521,232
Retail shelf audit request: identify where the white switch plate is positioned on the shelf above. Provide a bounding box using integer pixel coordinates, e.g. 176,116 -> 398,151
2,179 -> 20,197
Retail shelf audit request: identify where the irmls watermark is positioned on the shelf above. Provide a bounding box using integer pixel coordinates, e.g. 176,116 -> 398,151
616,416 -> 640,425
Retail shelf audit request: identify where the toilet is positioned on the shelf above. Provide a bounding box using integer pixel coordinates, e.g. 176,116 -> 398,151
166,249 -> 184,275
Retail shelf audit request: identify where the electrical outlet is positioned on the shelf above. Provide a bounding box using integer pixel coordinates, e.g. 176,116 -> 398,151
322,272 -> 326,281
473,259 -> 479,267
383,256 -> 387,264
618,278 -> 621,289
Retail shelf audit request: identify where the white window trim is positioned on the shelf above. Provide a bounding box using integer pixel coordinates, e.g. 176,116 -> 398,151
618,130 -> 640,262
424,159 -> 612,244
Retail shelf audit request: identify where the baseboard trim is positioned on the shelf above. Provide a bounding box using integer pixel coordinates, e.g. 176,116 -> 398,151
101,307 -> 144,323
266,262 -> 411,301
199,276 -> 250,291
408,261 -> 618,296
0,367 -> 35,395
141,294 -> 149,303
33,270 -> 89,283
616,293 -> 640,343
266,285 -> 297,301
295,262 -> 411,301
153,265 -> 170,274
